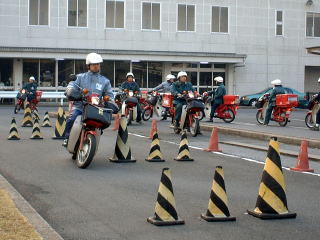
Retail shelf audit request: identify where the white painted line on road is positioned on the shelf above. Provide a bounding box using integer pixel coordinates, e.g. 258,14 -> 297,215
129,132 -> 320,177
291,118 -> 305,122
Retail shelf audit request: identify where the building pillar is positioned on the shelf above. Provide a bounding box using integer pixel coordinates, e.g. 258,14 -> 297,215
13,59 -> 23,90
163,62 -> 171,82
226,64 -> 235,94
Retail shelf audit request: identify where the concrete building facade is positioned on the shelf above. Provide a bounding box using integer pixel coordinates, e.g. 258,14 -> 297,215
0,0 -> 319,96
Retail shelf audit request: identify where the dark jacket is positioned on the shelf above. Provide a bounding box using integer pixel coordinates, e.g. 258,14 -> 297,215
171,81 -> 195,96
213,83 -> 226,105
23,82 -> 37,95
120,81 -> 141,93
269,85 -> 285,106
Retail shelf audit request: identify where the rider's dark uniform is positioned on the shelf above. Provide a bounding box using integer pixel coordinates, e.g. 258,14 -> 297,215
120,81 -> 142,122
171,81 -> 195,126
264,85 -> 285,125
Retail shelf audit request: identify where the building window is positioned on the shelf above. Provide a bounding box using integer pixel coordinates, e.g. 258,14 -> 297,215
40,60 -> 55,87
106,0 -> 124,28
142,2 -> 160,30
68,0 -> 87,27
58,60 -> 75,87
148,62 -> 162,88
212,6 -> 228,33
115,61 -> 130,87
276,10 -> 283,36
177,4 -> 195,32
132,62 -> 148,88
23,59 -> 39,86
306,12 -> 320,37
0,59 -> 13,87
29,0 -> 49,25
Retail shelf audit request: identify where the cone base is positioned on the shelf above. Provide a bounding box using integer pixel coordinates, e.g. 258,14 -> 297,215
145,158 -> 165,162
42,125 -> 52,128
290,167 -> 314,173
247,210 -> 297,220
8,138 -> 20,140
201,213 -> 236,222
21,125 -> 33,127
174,158 -> 194,161
30,137 -> 43,140
147,216 -> 185,226
204,148 -> 222,152
109,158 -> 136,163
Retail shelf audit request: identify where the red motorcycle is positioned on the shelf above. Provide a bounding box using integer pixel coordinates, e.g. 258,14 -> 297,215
256,93 -> 298,127
161,92 -> 175,123
174,91 -> 204,137
203,93 -> 239,123
67,89 -> 115,168
142,91 -> 162,121
14,90 -> 42,114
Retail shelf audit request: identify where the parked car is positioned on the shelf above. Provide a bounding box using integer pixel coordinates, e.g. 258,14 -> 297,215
240,87 -> 308,108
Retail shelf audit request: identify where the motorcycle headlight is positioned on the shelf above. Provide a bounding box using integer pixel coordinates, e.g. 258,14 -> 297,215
188,92 -> 194,98
129,91 -> 134,97
91,96 -> 100,105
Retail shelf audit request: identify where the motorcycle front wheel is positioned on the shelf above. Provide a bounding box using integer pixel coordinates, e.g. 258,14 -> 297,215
142,108 -> 152,121
14,104 -> 20,114
278,112 -> 288,127
127,110 -> 133,126
256,111 -> 264,125
190,117 -> 200,137
222,109 -> 235,123
76,134 -> 96,169
305,113 -> 314,129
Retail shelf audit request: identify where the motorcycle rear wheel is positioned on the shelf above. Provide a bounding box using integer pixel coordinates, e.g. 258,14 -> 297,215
142,108 -> 152,121
305,113 -> 314,129
75,134 -> 96,169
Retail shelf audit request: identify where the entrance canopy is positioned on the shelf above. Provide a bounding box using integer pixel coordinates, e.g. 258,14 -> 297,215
306,46 -> 320,55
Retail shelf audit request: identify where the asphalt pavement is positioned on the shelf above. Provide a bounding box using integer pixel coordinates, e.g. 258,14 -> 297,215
0,106 -> 320,240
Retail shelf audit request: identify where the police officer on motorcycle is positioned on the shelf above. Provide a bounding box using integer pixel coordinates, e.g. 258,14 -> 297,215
22,76 -> 38,102
171,71 -> 195,130
206,76 -> 226,122
264,79 -> 285,125
312,78 -> 320,131
63,52 -> 114,147
152,74 -> 176,92
120,72 -> 142,123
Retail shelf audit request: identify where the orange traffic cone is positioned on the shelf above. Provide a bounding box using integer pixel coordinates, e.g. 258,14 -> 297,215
204,127 -> 221,152
149,119 -> 158,139
113,114 -> 120,131
290,140 -> 314,172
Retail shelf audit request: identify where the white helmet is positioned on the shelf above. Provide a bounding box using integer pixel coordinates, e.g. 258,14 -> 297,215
214,76 -> 224,83
177,71 -> 187,79
86,53 -> 103,65
29,76 -> 35,81
318,78 -> 320,83
166,74 -> 176,81
126,72 -> 134,78
271,79 -> 282,85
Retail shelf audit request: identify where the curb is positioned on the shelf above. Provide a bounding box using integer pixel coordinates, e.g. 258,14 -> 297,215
201,124 -> 320,149
0,173 -> 64,240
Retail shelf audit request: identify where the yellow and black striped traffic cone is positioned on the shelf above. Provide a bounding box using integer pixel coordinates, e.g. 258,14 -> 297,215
247,137 -> 297,219
147,168 -> 185,226
174,131 -> 193,161
42,111 -> 52,127
30,118 -> 43,140
201,166 -> 236,222
32,109 -> 40,121
145,131 -> 165,162
109,116 -> 136,163
52,107 -> 66,139
8,118 -> 20,140
21,103 -> 33,127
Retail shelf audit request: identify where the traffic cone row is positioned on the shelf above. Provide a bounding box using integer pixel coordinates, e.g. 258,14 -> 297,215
21,103 -> 33,127
8,118 -> 20,140
148,138 -> 297,227
42,111 -> 52,127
